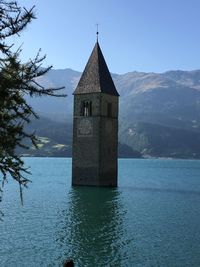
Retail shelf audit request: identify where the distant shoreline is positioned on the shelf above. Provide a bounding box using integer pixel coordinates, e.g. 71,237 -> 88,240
21,155 -> 200,160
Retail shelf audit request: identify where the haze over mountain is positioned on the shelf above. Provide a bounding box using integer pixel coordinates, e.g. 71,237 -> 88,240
24,68 -> 200,158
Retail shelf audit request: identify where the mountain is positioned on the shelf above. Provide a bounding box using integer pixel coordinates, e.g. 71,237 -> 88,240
18,116 -> 141,158
26,68 -> 81,122
119,122 -> 200,158
22,68 -> 200,159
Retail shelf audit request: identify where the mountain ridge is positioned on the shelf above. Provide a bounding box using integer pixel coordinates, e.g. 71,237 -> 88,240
22,68 -> 200,159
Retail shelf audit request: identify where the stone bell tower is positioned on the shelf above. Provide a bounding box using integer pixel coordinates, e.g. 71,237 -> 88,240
72,40 -> 119,186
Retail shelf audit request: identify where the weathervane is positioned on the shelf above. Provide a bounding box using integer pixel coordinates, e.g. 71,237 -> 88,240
96,23 -> 99,41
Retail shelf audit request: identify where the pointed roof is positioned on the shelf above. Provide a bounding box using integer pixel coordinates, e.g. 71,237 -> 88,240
73,42 -> 119,96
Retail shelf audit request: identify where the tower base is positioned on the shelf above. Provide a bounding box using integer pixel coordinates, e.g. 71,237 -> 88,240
72,167 -> 117,187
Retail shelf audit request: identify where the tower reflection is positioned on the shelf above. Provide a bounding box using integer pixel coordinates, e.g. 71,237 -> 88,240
56,187 -> 127,266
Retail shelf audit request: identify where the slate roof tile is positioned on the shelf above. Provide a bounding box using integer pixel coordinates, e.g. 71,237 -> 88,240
73,42 -> 119,96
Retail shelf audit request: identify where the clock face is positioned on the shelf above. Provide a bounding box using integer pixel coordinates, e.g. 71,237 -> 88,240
77,118 -> 93,136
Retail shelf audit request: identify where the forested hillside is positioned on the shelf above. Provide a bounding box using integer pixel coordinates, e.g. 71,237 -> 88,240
20,68 -> 200,159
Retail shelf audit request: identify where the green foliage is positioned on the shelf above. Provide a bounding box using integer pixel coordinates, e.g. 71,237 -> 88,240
0,0 -> 65,214
120,121 -> 200,158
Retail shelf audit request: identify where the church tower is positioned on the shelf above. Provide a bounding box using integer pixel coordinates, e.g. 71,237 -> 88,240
72,40 -> 119,186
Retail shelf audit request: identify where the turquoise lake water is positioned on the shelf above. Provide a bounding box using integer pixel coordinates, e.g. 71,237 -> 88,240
1,158 -> 200,267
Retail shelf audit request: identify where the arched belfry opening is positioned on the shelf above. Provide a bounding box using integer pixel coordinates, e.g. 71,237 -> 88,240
72,41 -> 119,186
80,100 -> 92,117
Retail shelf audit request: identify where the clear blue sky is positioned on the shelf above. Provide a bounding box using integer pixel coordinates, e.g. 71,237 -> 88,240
14,0 -> 200,74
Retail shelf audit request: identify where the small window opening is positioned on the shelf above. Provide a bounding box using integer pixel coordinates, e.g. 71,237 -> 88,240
80,101 -> 92,116
107,103 -> 112,117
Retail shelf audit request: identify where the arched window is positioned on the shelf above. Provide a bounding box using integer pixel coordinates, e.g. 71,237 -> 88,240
80,101 -> 92,116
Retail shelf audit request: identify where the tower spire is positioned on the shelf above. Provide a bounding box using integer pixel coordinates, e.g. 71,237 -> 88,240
73,41 -> 119,96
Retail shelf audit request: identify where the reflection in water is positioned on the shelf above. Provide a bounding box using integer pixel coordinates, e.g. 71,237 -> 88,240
56,187 -> 129,266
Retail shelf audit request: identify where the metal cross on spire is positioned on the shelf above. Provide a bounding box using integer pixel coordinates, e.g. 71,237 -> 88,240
96,23 -> 99,42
